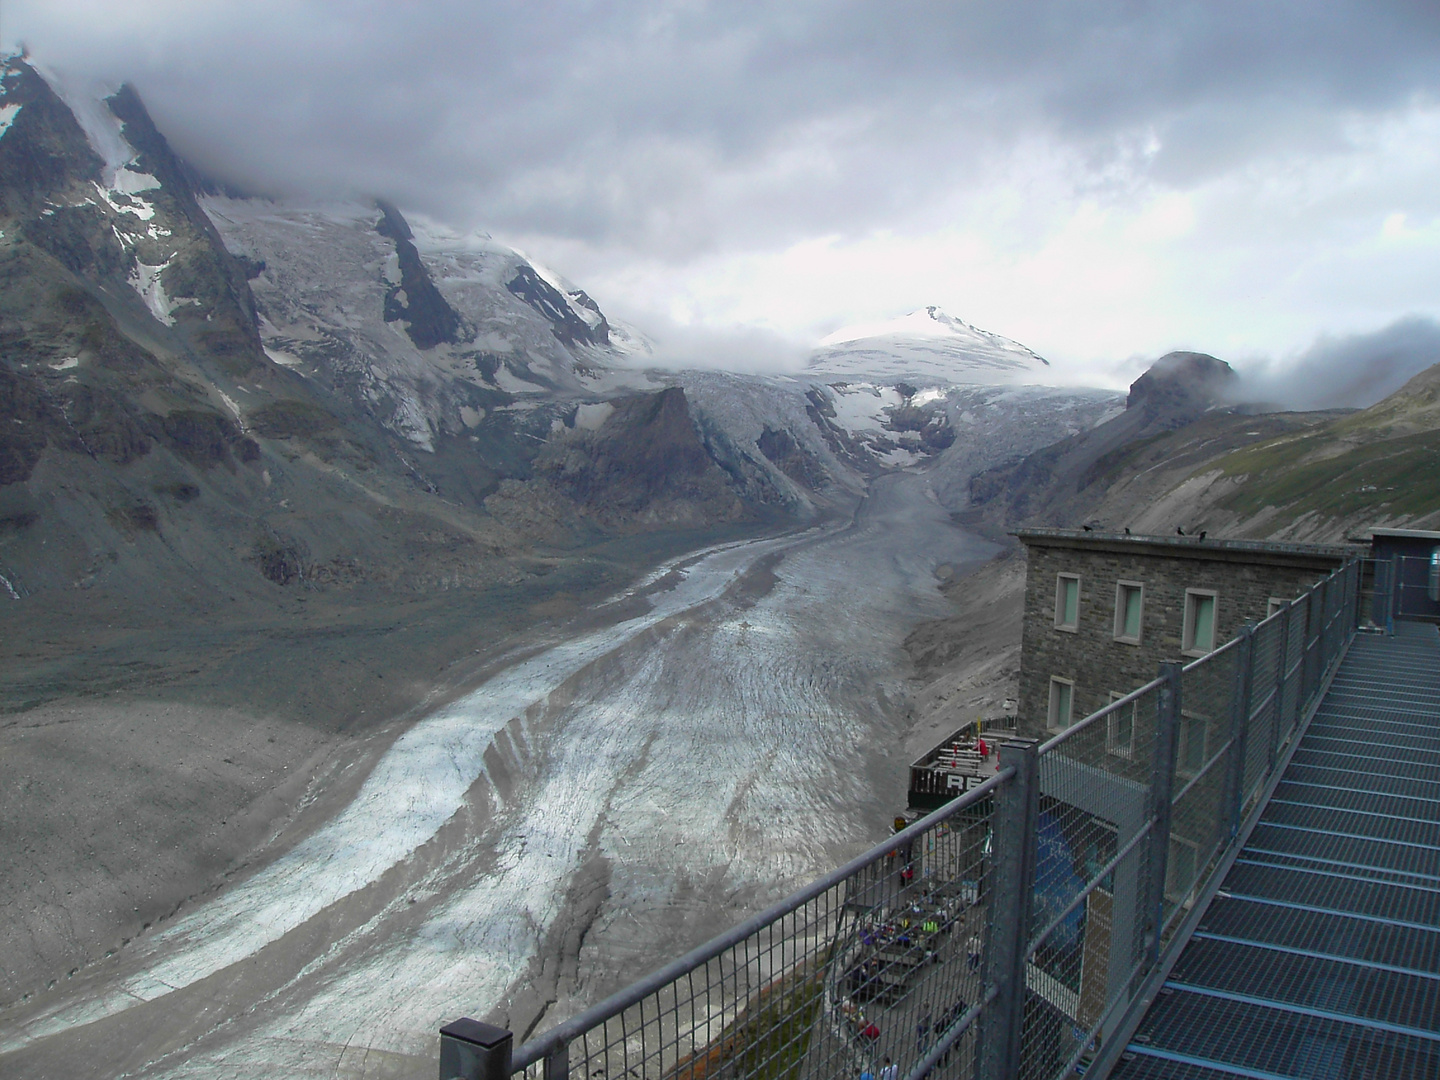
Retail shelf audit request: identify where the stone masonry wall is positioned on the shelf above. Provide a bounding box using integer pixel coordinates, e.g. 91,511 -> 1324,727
1017,543 -> 1340,739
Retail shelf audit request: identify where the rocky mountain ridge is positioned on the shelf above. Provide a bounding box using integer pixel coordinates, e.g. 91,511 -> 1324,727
964,346 -> 1440,544
0,51 -> 1129,626
0,55 -> 797,624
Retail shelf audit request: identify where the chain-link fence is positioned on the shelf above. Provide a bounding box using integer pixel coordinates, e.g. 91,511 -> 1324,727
440,559 -> 1363,1080
496,770 -> 1006,1080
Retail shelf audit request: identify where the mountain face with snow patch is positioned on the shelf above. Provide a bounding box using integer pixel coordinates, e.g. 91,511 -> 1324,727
0,51 -> 1121,624
811,306 -> 1051,384
786,307 -> 1116,501
0,54 -> 796,622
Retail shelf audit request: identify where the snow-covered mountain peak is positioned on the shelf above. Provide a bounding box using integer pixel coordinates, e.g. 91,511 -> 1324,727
820,305 -> 974,345
810,306 -> 1052,386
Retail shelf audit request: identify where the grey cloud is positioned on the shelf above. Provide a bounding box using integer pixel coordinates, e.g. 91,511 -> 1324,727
1236,316 -> 1440,411
13,1 -> 1440,259
623,314 -> 810,375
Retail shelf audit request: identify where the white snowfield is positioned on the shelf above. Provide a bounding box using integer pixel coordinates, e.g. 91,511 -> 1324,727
811,305 -> 1052,385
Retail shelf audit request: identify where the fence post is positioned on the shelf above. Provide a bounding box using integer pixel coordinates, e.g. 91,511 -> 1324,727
1270,603 -> 1292,772
1387,556 -> 1398,633
1346,560 -> 1358,632
543,1043 -> 569,1080
1223,625 -> 1256,837
1331,569 -> 1344,655
977,739 -> 1040,1080
440,1019 -> 513,1080
1142,662 -> 1182,969
1346,561 -> 1354,630
1305,586 -> 1323,700
1369,558 -> 1385,632
1349,560 -> 1360,629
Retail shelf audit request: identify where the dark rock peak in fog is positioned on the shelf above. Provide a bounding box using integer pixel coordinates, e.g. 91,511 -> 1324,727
1126,351 -> 1236,421
106,82 -> 267,353
0,59 -> 103,215
969,349 -> 1243,524
506,263 -> 611,348
107,84 -> 216,203
375,199 -> 469,349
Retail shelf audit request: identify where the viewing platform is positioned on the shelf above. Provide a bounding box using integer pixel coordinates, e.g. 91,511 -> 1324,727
1112,621 -> 1440,1079
908,723 -> 1012,813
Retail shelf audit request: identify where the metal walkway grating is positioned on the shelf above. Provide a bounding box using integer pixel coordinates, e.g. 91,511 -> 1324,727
1110,621 -> 1440,1080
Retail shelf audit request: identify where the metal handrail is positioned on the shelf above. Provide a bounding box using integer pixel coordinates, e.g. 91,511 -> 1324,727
1037,674 -> 1165,755
510,765 -> 1015,1072
1179,630 -> 1243,673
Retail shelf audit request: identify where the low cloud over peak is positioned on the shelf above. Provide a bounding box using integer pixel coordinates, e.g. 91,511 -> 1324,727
11,2 -> 1440,367
1235,316 -> 1440,412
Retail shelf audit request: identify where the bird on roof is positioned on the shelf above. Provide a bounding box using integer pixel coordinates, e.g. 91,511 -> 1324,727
1176,526 -> 1186,536
1199,530 -> 1208,540
1081,524 -> 1093,532
1124,527 -> 1132,536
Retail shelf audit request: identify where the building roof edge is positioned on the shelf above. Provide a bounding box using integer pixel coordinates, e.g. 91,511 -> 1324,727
1010,528 -> 1360,565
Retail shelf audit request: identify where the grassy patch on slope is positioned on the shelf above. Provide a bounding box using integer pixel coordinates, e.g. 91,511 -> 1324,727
1213,428 -> 1440,522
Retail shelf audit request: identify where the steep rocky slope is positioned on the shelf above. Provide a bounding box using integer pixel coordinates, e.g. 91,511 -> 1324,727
970,354 -> 1440,544
1091,361 -> 1440,541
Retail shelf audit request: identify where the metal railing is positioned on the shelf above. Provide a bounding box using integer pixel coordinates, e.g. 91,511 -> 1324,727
441,558 -> 1364,1080
1366,551 -> 1440,631
498,769 -> 1006,1080
1016,557 -> 1361,1079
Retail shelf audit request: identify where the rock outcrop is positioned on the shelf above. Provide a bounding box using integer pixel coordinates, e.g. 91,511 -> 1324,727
968,351 -> 1241,526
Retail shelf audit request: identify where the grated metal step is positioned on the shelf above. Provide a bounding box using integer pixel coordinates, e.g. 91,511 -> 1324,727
1110,622 -> 1440,1080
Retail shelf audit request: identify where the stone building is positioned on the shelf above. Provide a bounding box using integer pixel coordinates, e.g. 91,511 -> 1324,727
1014,529 -> 1357,739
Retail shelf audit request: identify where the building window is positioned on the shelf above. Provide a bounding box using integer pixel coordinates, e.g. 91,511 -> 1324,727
1106,692 -> 1135,759
1266,597 -> 1289,619
1183,589 -> 1218,656
1114,581 -> 1143,644
1048,677 -> 1074,731
1054,574 -> 1080,631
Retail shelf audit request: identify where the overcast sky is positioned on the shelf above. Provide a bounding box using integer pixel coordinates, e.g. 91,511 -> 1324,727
11,1 -> 1440,393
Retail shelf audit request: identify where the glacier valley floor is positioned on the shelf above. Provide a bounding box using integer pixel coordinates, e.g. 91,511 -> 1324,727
0,471 -> 997,1080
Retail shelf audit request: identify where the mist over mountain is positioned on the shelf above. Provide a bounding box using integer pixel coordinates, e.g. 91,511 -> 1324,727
1233,315 -> 1440,412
